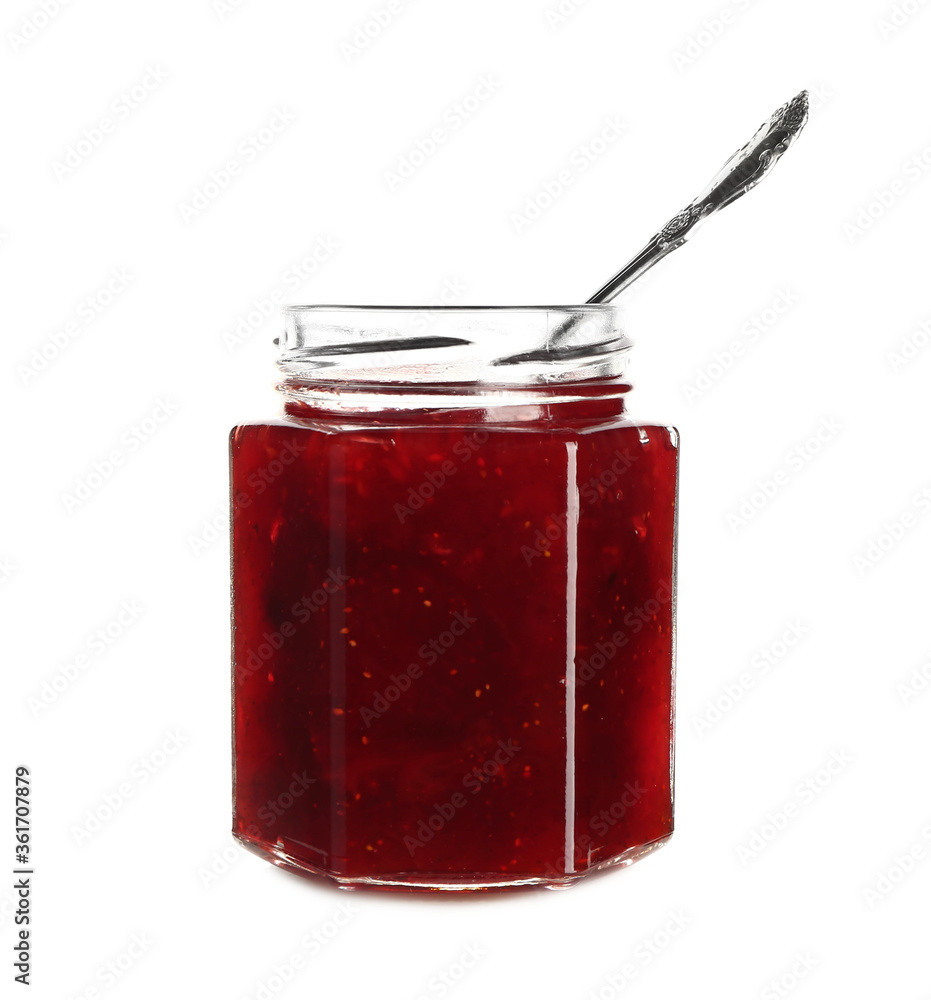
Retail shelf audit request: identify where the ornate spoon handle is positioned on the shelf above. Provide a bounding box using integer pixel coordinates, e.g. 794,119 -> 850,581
588,90 -> 810,303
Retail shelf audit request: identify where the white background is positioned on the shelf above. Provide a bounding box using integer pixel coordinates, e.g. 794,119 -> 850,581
3,0 -> 930,997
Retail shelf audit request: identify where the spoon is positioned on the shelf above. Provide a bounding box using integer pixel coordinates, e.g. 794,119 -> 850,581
586,89 -> 809,303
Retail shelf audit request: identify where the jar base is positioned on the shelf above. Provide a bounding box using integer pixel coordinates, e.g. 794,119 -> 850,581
232,829 -> 673,893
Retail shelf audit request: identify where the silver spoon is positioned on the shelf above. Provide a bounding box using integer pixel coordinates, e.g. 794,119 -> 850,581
587,89 -> 809,303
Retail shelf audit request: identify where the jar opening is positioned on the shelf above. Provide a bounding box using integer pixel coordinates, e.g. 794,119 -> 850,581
277,304 -> 632,388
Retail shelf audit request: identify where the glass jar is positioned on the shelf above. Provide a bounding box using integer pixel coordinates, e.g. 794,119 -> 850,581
230,305 -> 678,891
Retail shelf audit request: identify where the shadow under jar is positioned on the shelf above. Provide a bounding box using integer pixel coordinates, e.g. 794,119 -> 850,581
230,305 -> 678,891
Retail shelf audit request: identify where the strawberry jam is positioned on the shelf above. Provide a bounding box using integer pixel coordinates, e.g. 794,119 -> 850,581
231,306 -> 678,890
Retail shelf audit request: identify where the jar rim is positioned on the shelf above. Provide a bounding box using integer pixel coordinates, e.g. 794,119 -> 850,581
277,303 -> 631,395
282,303 -> 618,314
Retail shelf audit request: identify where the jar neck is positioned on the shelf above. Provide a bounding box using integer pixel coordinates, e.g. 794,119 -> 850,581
274,305 -> 633,422
280,378 -> 632,425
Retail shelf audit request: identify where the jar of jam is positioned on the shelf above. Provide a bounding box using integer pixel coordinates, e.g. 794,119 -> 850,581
230,305 -> 678,891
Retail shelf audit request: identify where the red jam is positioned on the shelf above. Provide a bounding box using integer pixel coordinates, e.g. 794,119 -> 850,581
231,387 -> 678,889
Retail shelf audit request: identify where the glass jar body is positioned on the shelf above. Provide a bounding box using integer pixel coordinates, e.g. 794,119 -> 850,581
230,308 -> 678,891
